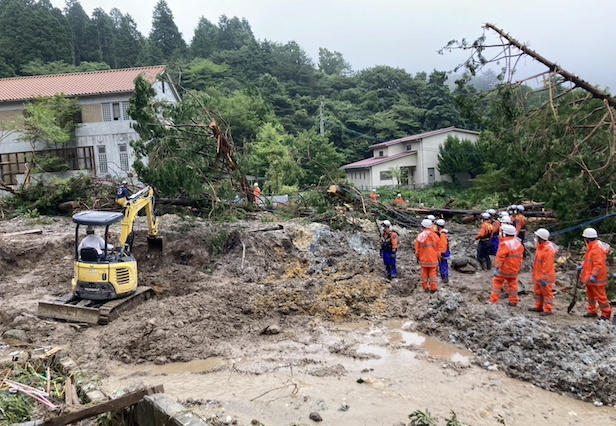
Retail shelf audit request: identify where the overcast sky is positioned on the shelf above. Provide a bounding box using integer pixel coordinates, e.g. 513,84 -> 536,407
50,0 -> 616,91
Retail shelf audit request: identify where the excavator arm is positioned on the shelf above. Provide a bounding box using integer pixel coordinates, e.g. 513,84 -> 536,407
119,186 -> 162,253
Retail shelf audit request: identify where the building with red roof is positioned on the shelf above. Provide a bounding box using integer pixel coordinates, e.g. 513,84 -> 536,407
341,127 -> 479,190
0,66 -> 180,188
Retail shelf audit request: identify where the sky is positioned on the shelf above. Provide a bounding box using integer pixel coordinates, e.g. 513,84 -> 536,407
50,0 -> 616,92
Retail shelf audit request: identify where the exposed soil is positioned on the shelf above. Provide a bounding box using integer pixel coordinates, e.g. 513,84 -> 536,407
1,213 -> 616,425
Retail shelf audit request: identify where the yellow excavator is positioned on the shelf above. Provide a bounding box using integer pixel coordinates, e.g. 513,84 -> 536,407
38,186 -> 163,325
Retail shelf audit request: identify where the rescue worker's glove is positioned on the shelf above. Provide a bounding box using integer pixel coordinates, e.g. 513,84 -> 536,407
540,281 -> 547,287
392,252 -> 396,259
493,269 -> 499,277
576,265 -> 583,271
590,276 -> 596,283
415,255 -> 420,262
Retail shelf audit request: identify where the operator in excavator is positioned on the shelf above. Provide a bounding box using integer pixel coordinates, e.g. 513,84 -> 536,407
78,226 -> 114,258
116,181 -> 131,208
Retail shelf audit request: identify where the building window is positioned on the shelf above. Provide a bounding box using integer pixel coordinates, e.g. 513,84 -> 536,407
379,151 -> 384,157
102,102 -> 130,122
406,144 -> 413,151
119,144 -> 129,171
380,171 -> 392,181
98,146 -> 108,173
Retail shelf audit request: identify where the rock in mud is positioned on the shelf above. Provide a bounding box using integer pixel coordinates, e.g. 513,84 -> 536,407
309,411 -> 323,422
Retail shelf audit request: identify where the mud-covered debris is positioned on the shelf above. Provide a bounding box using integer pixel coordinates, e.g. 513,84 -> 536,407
309,411 -> 323,422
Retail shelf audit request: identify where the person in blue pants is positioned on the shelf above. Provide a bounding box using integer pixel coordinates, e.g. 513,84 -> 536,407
380,220 -> 399,279
435,219 -> 450,283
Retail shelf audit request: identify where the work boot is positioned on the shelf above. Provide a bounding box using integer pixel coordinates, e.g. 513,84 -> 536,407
599,316 -> 610,321
508,302 -> 517,307
442,278 -> 449,284
539,311 -> 552,316
582,313 -> 598,318
528,308 -> 541,312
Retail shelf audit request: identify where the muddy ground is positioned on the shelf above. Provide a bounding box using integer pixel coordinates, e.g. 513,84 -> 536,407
1,212 -> 616,425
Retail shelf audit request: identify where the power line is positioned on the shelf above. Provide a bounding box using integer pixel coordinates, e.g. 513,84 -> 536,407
323,119 -> 387,143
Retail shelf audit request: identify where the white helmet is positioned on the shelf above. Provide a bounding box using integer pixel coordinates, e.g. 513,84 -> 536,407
382,220 -> 391,228
499,216 -> 512,224
397,193 -> 402,197
487,209 -> 497,216
534,228 -> 550,240
372,188 -> 376,192
582,227 -> 598,239
427,215 -> 436,221
498,211 -> 508,217
517,205 -> 525,212
436,219 -> 445,227
421,219 -> 433,229
253,182 -> 259,187
502,224 -> 517,236
481,212 -> 491,220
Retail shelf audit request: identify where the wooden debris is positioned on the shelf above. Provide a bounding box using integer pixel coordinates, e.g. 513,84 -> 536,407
1,229 -> 43,237
41,384 -> 164,426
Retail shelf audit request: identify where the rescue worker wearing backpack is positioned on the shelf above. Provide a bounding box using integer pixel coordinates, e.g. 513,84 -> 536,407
529,228 -> 558,316
491,224 -> 524,306
578,227 -> 612,321
435,219 -> 450,284
380,220 -> 399,280
415,219 -> 441,292
475,212 -> 493,270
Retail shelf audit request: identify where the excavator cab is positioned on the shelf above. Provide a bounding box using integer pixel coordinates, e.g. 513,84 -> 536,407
71,211 -> 138,300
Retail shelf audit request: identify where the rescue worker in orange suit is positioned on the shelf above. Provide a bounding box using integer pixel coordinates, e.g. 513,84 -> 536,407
513,205 -> 527,242
415,219 -> 441,293
394,193 -> 406,207
491,224 -> 524,306
370,189 -> 380,203
380,220 -> 399,279
578,227 -> 612,320
489,209 -> 500,256
529,228 -> 558,316
435,219 -> 450,284
475,212 -> 493,270
253,182 -> 262,205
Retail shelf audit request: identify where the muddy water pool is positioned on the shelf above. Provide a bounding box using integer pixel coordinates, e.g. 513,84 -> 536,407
102,320 -> 615,425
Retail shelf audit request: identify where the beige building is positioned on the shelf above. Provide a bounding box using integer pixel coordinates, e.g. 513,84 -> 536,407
0,66 -> 180,190
342,127 -> 480,190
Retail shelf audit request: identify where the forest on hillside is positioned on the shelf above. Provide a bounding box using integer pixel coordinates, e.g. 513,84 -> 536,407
1,0 -> 615,227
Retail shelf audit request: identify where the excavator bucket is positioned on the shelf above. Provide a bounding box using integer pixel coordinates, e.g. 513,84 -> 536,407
147,236 -> 163,253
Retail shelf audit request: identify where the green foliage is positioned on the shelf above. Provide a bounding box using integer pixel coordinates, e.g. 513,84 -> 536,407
409,409 -> 438,426
0,392 -> 32,423
21,95 -> 80,149
148,0 -> 187,61
437,136 -> 484,181
1,175 -> 97,215
21,60 -> 110,76
318,47 -> 352,76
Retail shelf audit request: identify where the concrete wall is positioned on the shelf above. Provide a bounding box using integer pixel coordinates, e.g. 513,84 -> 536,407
135,394 -> 207,426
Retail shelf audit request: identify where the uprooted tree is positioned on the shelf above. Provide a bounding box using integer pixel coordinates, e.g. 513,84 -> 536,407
442,24 -> 616,223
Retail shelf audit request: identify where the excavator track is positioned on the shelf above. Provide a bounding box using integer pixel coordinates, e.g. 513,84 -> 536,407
37,287 -> 154,325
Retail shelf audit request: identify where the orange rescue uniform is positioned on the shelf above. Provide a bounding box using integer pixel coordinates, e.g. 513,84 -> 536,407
532,240 -> 558,314
491,236 -> 524,305
395,196 -> 405,206
370,192 -> 379,203
415,229 -> 440,292
582,240 -> 612,319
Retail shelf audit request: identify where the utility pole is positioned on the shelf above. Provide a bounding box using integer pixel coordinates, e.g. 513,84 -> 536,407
319,101 -> 325,137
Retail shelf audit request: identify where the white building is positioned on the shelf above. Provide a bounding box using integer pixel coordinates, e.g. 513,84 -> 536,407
341,127 -> 480,190
0,66 -> 180,190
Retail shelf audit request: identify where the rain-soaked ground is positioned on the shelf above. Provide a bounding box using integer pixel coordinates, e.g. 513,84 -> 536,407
1,213 -> 616,425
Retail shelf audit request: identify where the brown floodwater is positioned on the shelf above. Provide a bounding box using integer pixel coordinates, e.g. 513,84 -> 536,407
102,320 -> 615,426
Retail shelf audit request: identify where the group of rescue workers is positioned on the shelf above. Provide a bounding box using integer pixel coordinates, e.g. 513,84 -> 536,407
379,204 -> 613,321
